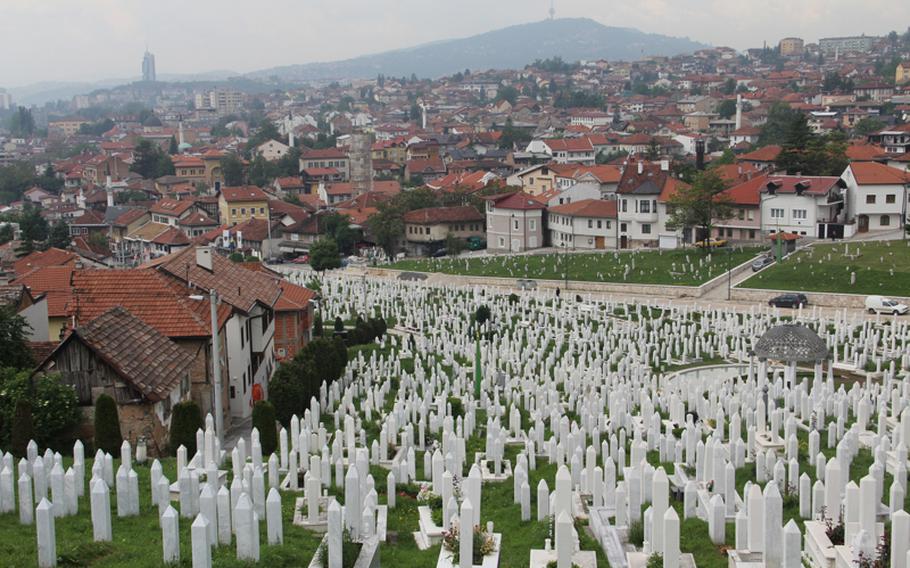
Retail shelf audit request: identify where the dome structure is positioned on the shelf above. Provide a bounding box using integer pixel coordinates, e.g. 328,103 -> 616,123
753,323 -> 829,363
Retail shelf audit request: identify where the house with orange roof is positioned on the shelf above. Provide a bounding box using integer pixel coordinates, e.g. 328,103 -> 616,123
12,265 -> 75,340
736,145 -> 782,171
718,174 -> 768,242
402,206 -> 485,255
758,176 -> 846,239
218,185 -> 270,226
548,199 -> 618,250
841,162 -> 910,233
481,192 -> 547,253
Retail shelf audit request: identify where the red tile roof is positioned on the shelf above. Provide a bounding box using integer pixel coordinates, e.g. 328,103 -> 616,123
737,145 -> 781,163
14,248 -> 77,276
548,199 -> 617,218
150,198 -> 196,217
722,174 -> 769,206
482,192 -> 547,211
402,206 -> 484,225
219,186 -> 269,203
849,162 -> 910,185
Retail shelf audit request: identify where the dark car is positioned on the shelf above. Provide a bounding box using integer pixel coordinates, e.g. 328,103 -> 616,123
430,248 -> 448,258
768,293 -> 809,308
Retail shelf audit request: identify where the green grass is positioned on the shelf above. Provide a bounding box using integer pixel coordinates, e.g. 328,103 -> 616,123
390,247 -> 763,286
741,240 -> 910,296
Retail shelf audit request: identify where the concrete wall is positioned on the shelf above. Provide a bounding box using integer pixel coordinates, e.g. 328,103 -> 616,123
731,286 -> 910,309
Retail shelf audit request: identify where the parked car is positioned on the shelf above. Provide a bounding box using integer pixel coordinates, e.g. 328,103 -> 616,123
291,254 -> 309,264
695,238 -> 727,248
516,279 -> 537,290
865,295 -> 909,315
768,293 -> 809,308
430,248 -> 448,258
751,255 -> 774,272
466,236 -> 487,251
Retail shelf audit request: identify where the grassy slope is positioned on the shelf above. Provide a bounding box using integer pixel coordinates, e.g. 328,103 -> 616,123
741,240 -> 910,296
391,248 -> 763,286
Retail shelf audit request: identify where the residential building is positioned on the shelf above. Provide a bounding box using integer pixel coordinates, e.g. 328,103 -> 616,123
34,307 -> 193,455
0,284 -> 48,342
149,198 -> 197,226
507,164 -> 558,196
172,156 -> 208,185
402,206 -> 485,255
299,148 -> 350,180
819,35 -> 874,56
718,175 -> 766,242
615,160 -> 688,248
758,176 -> 845,238
482,192 -> 546,253
897,62 -> 910,85
548,199 -> 618,250
528,139 -> 596,165
256,139 -> 291,162
841,162 -> 909,233
778,37 -> 805,56
868,124 -> 910,154
218,186 -> 270,225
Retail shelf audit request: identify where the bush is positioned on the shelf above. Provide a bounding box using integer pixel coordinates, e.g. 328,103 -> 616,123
474,305 -> 491,326
508,293 -> 519,304
313,312 -> 323,337
252,401 -> 277,455
0,370 -> 80,452
169,400 -> 203,455
10,399 -> 34,457
628,520 -> 645,547
93,394 -> 123,455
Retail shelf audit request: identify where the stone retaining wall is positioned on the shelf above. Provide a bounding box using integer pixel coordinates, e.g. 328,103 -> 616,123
731,286 -> 910,309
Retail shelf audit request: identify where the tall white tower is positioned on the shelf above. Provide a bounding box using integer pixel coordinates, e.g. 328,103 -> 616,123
549,0 -> 556,20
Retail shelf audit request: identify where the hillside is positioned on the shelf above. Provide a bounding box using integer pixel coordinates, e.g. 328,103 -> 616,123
248,17 -> 708,82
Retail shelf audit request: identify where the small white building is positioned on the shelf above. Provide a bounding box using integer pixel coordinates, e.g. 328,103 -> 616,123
758,176 -> 844,238
841,162 -> 909,233
256,139 -> 291,162
548,199 -> 618,250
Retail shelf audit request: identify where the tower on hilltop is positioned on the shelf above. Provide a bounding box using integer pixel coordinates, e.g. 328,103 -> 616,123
142,50 -> 156,82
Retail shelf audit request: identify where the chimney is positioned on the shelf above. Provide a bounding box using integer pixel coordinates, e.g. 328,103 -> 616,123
195,246 -> 213,271
695,140 -> 706,171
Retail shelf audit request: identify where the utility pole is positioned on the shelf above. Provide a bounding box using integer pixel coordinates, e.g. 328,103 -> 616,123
727,246 -> 732,301
210,289 -> 224,443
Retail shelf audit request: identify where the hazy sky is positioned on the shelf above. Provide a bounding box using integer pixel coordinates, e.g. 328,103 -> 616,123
3,0 -> 908,87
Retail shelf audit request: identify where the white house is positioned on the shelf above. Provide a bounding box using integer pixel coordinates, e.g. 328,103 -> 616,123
841,162 -> 909,233
615,160 -> 687,248
758,176 -> 844,238
256,139 -> 291,162
482,192 -> 546,253
548,199 -> 618,250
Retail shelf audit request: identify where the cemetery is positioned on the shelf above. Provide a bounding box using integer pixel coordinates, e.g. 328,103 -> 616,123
742,240 -> 910,297
389,247 -> 762,286
3,270 -> 910,568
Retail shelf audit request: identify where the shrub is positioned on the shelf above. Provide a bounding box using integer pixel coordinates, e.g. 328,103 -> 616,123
0,370 -> 80,452
647,553 -> 663,568
10,399 -> 34,457
169,400 -> 203,455
508,293 -> 519,304
252,401 -> 277,455
93,394 -> 122,455
334,316 -> 345,333
474,305 -> 491,326
313,312 -> 323,337
628,520 -> 645,547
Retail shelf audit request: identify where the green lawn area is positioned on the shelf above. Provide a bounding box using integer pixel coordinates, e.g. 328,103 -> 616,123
740,240 -> 910,297
391,247 -> 763,286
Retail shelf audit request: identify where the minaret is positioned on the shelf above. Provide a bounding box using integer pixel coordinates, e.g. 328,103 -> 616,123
177,115 -> 185,151
419,102 -> 427,130
735,94 -> 743,131
287,112 -> 295,147
105,176 -> 114,208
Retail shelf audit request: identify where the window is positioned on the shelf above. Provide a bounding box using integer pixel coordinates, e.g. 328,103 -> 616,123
886,194 -> 896,204
620,223 -> 627,232
498,237 -> 505,248
770,208 -> 784,219
642,224 -> 651,234
747,210 -> 755,221
231,208 -> 237,216
597,220 -> 602,229
588,220 -> 593,229
793,209 -> 807,220
621,199 -> 627,213
513,219 -> 519,231
241,208 -> 246,215
639,200 -> 651,214
866,194 -> 876,204
881,215 -> 891,226
529,219 -> 537,231
749,229 -> 756,239
737,209 -> 745,220
260,208 -> 265,214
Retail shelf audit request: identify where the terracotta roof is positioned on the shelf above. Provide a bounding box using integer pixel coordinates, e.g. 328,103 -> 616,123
12,265 -> 75,318
481,192 -> 547,211
848,162 -> 910,185
71,269 -> 229,338
274,281 -> 317,312
406,157 -> 446,174
149,198 -> 196,217
403,206 -> 484,225
274,177 -> 305,188
14,248 -> 77,276
156,247 -> 282,313
764,176 -> 841,196
152,226 -> 190,246
301,147 -> 347,160
545,138 -> 594,152
111,208 -> 149,227
127,221 -> 171,241
178,212 -> 218,228
61,307 -> 195,402
722,174 -> 769,206
0,284 -> 31,308
219,186 -> 269,203
548,199 -> 617,218
737,145 -> 781,163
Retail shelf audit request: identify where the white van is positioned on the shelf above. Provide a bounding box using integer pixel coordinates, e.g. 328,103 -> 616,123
865,295 -> 909,315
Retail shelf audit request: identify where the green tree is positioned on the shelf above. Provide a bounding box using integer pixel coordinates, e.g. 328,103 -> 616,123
722,78 -> 737,95
495,85 -> 519,105
168,136 -> 179,155
853,117 -> 886,136
94,393 -> 123,454
7,107 -> 35,137
0,306 -> 32,369
18,204 -> 49,244
666,169 -> 734,245
9,399 -> 33,457
368,187 -> 439,256
758,103 -> 801,146
498,118 -> 531,150
474,305 -> 491,326
309,237 -> 342,271
320,212 -> 357,255
246,119 -> 282,154
0,224 -> 13,245
716,99 -> 737,119
220,154 -> 245,186
168,400 -> 202,455
130,139 -> 175,179
47,221 -> 71,249
248,155 -> 280,187
252,401 -> 277,455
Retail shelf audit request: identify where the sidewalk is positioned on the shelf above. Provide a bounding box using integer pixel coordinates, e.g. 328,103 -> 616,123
222,415 -> 252,452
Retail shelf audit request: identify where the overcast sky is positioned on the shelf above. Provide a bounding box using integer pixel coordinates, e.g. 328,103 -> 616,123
3,0 -> 908,87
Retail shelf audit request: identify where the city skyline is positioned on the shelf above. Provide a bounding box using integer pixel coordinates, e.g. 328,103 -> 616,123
2,0 -> 908,87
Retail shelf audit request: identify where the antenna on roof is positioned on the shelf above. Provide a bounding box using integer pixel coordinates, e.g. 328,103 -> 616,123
549,0 -> 556,20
